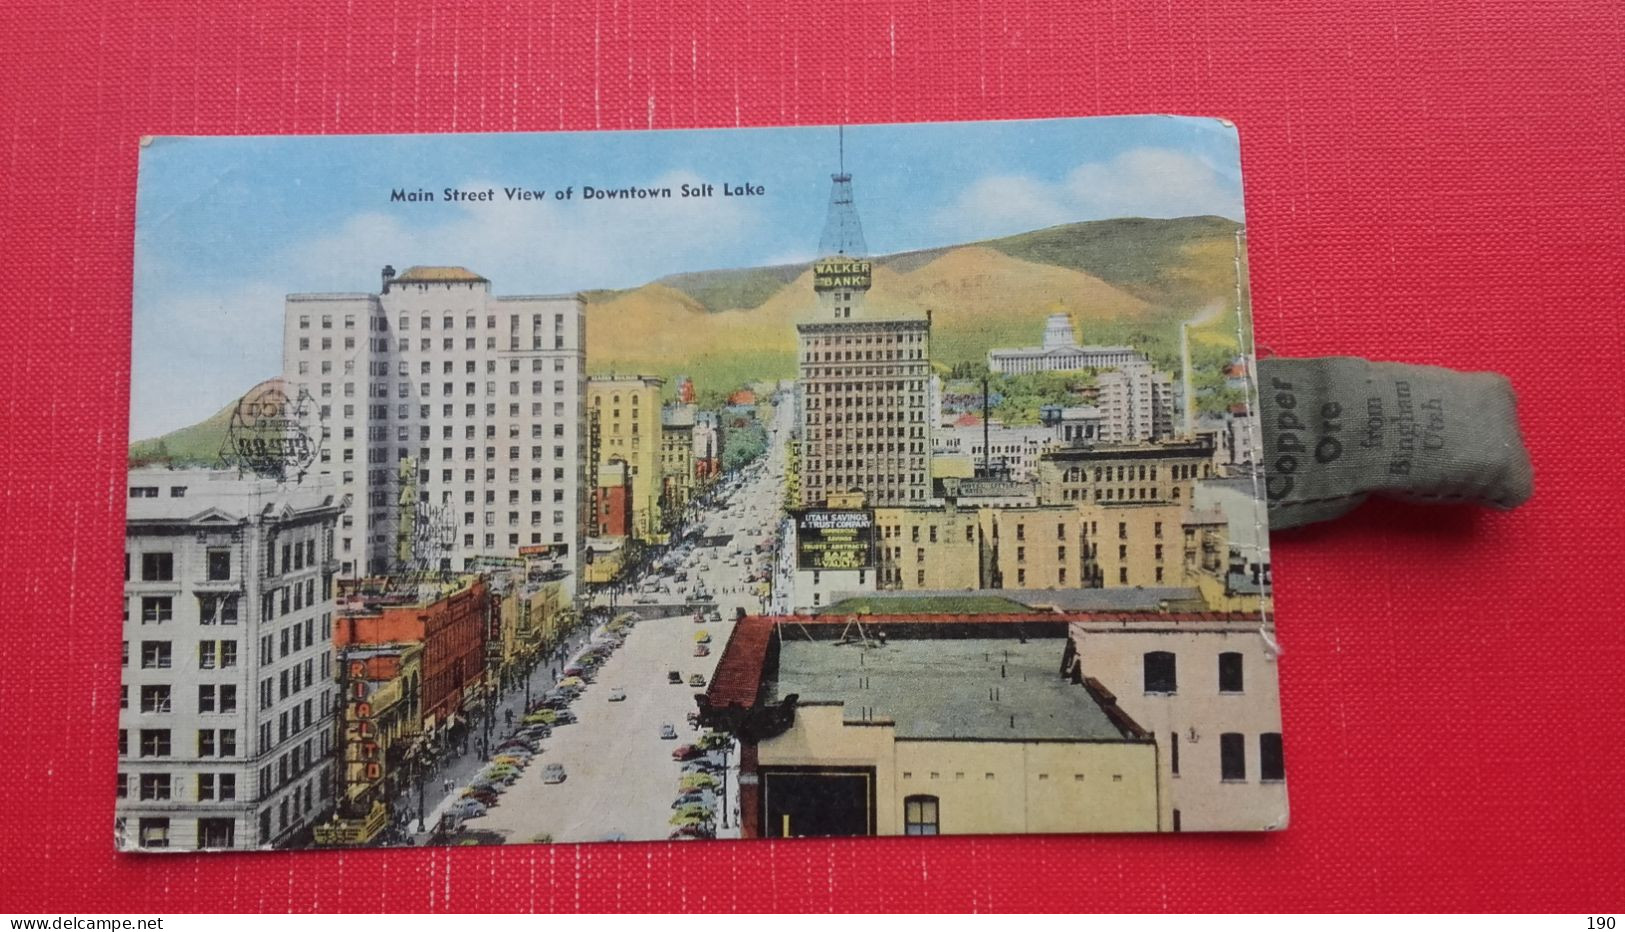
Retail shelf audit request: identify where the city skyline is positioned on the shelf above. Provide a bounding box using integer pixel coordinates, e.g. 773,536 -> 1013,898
121,118 -> 1279,849
133,117 -> 1244,438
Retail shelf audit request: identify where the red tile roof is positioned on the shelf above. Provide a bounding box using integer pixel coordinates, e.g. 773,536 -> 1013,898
746,611 -> 1260,626
704,616 -> 777,710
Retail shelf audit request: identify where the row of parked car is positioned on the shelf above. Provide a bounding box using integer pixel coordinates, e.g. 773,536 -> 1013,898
667,730 -> 732,840
447,615 -> 640,823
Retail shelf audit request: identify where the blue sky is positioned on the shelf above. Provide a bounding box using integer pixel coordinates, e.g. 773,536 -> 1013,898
132,115 -> 1244,439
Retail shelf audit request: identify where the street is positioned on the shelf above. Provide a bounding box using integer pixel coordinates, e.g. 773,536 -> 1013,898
480,611 -> 738,842
435,397 -> 793,843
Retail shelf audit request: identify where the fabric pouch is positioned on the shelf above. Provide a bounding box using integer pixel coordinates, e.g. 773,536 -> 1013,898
1257,357 -> 1534,529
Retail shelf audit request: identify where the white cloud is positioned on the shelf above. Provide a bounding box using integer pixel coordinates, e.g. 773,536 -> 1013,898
934,147 -> 1243,239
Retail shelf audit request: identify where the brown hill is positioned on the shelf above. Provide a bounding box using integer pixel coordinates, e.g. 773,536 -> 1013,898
586,244 -> 1157,383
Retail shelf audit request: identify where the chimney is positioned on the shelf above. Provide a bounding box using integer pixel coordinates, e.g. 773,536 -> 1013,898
381,265 -> 396,294
1180,319 -> 1194,438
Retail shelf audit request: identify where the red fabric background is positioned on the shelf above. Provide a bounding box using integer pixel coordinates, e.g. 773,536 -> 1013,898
1,0 -> 1621,913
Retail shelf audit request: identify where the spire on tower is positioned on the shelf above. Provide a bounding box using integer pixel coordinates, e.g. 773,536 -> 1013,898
818,126 -> 868,257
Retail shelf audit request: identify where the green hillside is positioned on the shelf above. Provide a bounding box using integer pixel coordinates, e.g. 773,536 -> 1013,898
653,264 -> 805,313
985,215 -> 1241,306
128,393 -> 244,467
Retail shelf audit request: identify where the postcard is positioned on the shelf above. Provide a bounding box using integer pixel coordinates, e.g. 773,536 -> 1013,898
120,115 -> 1281,850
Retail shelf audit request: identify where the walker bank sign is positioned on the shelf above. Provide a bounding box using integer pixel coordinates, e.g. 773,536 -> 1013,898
811,258 -> 872,292
796,510 -> 875,570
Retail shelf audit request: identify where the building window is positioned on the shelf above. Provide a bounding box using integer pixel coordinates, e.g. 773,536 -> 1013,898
1143,651 -> 1177,694
1171,731 -> 1180,776
903,795 -> 940,835
140,597 -> 172,624
140,552 -> 173,582
138,817 -> 170,849
199,594 -> 238,625
138,772 -> 171,801
1220,732 -> 1247,781
198,817 -> 234,849
1218,652 -> 1244,693
206,550 -> 231,580
139,685 -> 170,713
1260,733 -> 1285,782
139,729 -> 171,758
140,641 -> 171,669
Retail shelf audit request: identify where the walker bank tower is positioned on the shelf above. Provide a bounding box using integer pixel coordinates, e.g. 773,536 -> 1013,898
796,140 -> 932,508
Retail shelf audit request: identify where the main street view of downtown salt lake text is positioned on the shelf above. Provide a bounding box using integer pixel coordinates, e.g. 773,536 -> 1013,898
120,118 -> 1283,851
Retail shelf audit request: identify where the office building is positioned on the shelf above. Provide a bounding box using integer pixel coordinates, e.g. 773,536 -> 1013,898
586,375 -> 665,542
796,317 -> 932,507
282,266 -> 587,587
120,468 -> 345,850
1097,359 -> 1176,443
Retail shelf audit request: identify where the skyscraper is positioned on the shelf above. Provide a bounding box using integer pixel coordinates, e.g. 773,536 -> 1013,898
282,266 -> 587,591
797,140 -> 932,508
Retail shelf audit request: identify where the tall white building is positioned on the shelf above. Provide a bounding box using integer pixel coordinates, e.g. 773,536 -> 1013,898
282,266 -> 587,592
1097,359 -> 1176,443
120,469 -> 346,850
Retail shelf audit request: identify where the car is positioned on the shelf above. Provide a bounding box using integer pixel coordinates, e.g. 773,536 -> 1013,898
542,763 -> 567,784
672,803 -> 713,822
668,670 -> 683,684
552,709 -> 577,725
608,687 -> 626,702
659,723 -> 678,740
672,743 -> 703,761
672,790 -> 716,809
694,631 -> 710,643
689,674 -> 707,687
450,799 -> 488,819
693,645 -> 710,657
461,788 -> 501,807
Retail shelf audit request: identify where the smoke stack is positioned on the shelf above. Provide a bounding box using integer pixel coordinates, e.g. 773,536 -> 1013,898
1180,320 -> 1194,438
981,376 -> 991,478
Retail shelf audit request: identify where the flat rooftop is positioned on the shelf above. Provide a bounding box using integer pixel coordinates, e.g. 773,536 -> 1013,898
765,636 -> 1128,742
